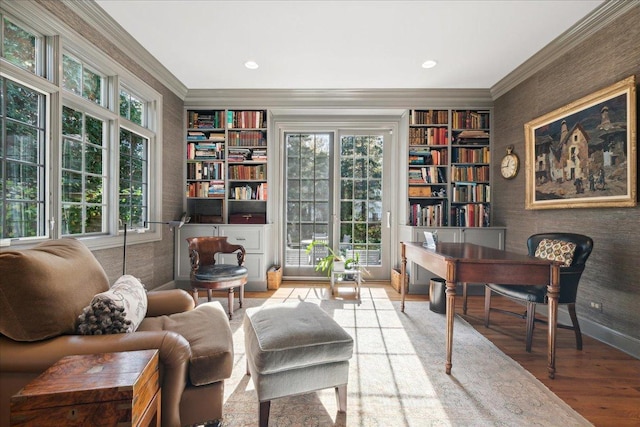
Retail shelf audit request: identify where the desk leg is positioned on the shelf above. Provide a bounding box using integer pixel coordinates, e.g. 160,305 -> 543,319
445,279 -> 456,375
547,264 -> 560,379
400,244 -> 407,312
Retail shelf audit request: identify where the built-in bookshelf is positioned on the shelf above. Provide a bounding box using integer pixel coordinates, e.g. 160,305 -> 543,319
407,109 -> 491,228
185,109 -> 268,224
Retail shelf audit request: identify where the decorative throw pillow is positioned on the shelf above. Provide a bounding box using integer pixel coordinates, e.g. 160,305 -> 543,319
534,239 -> 577,267
77,275 -> 148,335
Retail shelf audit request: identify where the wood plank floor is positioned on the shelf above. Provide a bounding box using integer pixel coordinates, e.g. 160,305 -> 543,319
246,282 -> 640,427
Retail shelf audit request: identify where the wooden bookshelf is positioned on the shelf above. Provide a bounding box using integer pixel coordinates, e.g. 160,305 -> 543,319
407,109 -> 491,228
185,108 -> 269,224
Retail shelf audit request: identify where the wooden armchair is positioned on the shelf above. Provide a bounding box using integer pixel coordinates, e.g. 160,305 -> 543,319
187,236 -> 248,319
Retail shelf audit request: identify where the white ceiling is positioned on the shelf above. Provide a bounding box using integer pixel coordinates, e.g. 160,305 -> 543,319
95,0 -> 604,90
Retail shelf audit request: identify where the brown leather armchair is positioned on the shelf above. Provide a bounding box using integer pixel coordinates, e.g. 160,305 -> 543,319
0,239 -> 234,427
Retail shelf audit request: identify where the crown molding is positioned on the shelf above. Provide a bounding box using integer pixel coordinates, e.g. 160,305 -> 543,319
185,88 -> 493,110
62,0 -> 188,99
490,0 -> 639,100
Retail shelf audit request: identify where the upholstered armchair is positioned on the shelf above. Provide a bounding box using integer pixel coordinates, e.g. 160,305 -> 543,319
0,238 -> 234,427
484,232 -> 594,352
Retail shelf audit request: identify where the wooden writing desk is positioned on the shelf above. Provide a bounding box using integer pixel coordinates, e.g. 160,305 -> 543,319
400,242 -> 560,379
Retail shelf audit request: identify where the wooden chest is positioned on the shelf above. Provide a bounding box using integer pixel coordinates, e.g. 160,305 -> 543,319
10,350 -> 160,427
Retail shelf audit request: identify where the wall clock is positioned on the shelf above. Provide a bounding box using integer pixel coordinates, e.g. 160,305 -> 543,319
500,145 -> 519,179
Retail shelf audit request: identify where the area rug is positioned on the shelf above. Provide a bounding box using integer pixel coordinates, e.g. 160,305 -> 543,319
215,286 -> 592,426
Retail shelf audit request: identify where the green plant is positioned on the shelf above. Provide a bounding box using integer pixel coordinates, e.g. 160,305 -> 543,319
305,240 -> 358,277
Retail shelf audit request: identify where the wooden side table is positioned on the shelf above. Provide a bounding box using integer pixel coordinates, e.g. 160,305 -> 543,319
10,350 -> 160,427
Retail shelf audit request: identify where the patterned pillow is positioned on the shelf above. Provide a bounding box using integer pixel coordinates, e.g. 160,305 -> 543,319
534,239 -> 577,267
77,275 -> 147,335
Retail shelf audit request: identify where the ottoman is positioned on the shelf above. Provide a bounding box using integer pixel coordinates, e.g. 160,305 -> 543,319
243,301 -> 354,427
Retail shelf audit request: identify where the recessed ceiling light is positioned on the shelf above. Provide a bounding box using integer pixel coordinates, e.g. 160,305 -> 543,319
422,60 -> 438,69
244,61 -> 259,70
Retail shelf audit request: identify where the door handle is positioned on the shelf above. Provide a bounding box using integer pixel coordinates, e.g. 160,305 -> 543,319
386,211 -> 391,228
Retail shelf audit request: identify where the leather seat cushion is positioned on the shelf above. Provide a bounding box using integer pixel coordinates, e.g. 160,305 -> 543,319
138,301 -> 233,386
487,283 -> 547,303
244,301 -> 353,375
194,264 -> 248,281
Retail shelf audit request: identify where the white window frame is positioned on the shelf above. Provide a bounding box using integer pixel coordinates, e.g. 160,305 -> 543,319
0,5 -> 163,250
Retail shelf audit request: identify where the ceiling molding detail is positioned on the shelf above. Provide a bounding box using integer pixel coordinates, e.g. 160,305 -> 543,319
185,88 -> 493,110
65,0 -> 188,99
490,0 -> 637,100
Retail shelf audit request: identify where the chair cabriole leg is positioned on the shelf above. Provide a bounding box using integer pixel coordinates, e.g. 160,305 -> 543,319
568,303 -> 583,350
484,285 -> 492,327
525,301 -> 536,352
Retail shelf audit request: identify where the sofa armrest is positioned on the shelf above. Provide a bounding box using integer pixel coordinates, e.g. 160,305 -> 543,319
146,289 -> 195,317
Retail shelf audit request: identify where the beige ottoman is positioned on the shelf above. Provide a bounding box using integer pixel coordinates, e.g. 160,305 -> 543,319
243,301 -> 353,427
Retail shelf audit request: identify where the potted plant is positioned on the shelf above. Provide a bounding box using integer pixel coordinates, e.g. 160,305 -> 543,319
305,240 -> 358,277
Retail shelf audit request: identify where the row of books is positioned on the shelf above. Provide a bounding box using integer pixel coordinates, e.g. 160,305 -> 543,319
451,183 -> 490,203
452,146 -> 490,163
187,161 -> 224,181
187,111 -> 225,129
227,110 -> 265,129
409,110 -> 448,125
187,131 -> 225,142
454,130 -> 490,145
451,165 -> 490,182
408,166 -> 447,184
229,183 -> 268,200
409,127 -> 448,145
408,202 -> 447,227
187,142 -> 225,160
187,181 -> 225,198
451,203 -> 490,227
408,148 -> 448,166
228,164 -> 266,180
228,130 -> 266,146
452,111 -> 490,130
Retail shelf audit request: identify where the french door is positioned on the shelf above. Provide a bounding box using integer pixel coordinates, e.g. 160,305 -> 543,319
283,130 -> 391,280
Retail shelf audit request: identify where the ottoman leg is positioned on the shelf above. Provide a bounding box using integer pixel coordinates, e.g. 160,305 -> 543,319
259,400 -> 271,427
336,384 -> 347,413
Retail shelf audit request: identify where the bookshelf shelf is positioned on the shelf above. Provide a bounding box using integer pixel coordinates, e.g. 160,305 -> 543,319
407,109 -> 491,228
185,108 -> 269,224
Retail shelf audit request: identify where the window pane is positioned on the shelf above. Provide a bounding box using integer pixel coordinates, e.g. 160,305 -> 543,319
1,77 -> 46,239
120,89 -> 145,126
2,18 -> 36,73
6,80 -> 39,125
119,128 -> 148,227
62,54 -> 82,96
82,67 -> 102,104
61,106 -> 107,236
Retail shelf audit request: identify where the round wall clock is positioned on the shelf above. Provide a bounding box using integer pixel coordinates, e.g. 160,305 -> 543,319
500,145 -> 519,179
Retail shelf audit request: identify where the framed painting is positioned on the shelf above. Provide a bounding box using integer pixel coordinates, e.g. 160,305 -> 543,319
524,75 -> 637,209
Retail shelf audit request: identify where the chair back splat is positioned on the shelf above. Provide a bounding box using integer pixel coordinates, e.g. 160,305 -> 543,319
484,232 -> 594,352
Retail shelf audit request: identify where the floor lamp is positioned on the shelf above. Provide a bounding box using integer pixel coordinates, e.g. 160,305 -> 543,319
122,213 -> 190,276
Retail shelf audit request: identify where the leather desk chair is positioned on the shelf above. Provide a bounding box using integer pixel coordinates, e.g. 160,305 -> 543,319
484,232 -> 594,352
188,236 -> 248,319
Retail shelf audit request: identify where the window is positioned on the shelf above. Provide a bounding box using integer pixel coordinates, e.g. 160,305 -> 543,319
62,53 -> 104,105
120,88 -> 144,126
119,128 -> 148,228
61,106 -> 107,235
1,9 -> 163,248
0,77 -> 47,239
2,16 -> 39,74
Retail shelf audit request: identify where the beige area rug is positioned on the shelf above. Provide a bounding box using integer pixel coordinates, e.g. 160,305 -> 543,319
214,286 -> 592,426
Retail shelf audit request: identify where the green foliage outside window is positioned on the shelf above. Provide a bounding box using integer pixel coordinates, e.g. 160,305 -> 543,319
62,54 -> 102,104
1,77 -> 45,239
119,129 -> 148,228
2,17 -> 36,73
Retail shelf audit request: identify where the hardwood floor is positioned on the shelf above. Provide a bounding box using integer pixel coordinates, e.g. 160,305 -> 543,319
247,282 -> 640,427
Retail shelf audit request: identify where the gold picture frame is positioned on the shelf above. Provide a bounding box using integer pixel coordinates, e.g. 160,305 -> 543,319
524,75 -> 637,210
